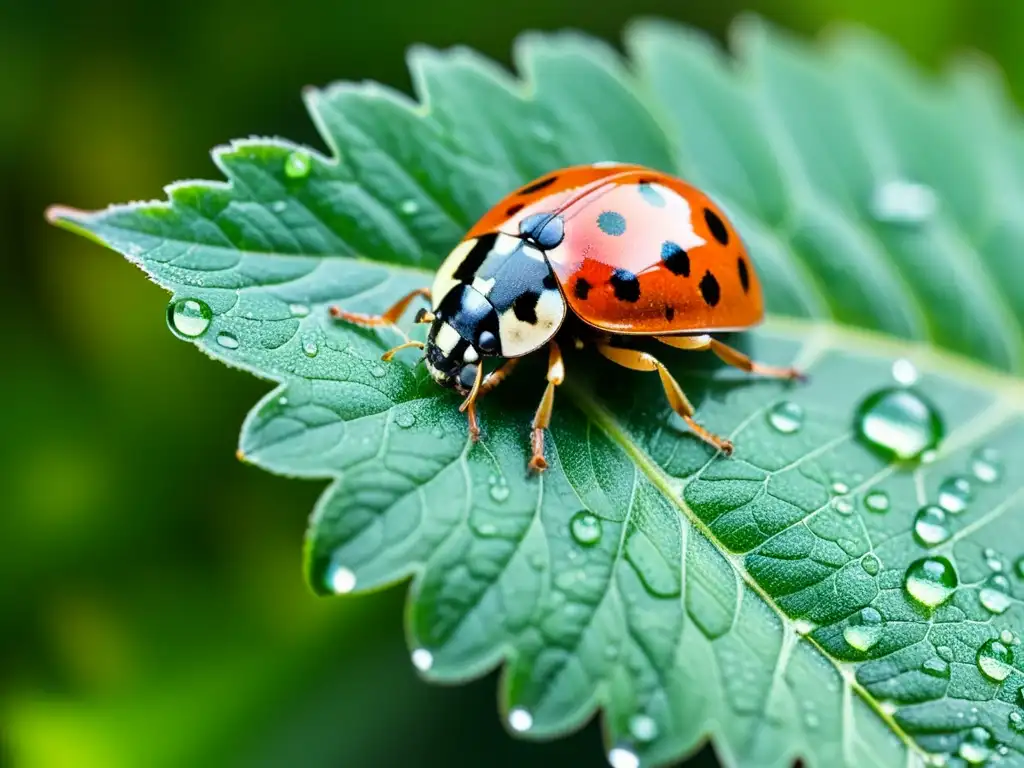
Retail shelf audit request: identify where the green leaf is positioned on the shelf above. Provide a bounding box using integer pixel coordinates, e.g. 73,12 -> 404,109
48,15 -> 1024,768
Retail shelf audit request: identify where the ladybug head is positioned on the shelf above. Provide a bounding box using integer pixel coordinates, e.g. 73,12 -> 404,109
423,316 -> 500,395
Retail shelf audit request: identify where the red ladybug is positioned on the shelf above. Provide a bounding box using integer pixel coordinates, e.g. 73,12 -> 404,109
331,163 -> 804,471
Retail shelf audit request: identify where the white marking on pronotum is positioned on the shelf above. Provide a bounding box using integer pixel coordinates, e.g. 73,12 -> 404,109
434,323 -> 461,355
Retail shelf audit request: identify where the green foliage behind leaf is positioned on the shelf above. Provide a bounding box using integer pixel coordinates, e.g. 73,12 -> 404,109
49,15 -> 1024,768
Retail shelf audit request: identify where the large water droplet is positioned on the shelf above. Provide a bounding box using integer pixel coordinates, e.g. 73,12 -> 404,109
844,607 -> 883,651
913,505 -> 951,547
922,657 -> 950,678
864,491 -> 890,513
972,447 -> 1003,484
570,511 -> 603,547
977,638 -> 1015,681
508,708 -> 533,732
327,563 -> 356,594
870,179 -> 938,225
302,338 -> 319,357
938,476 -> 972,513
958,726 -> 994,764
891,358 -> 919,386
370,364 -> 386,378
980,574 -> 1012,615
167,298 -> 212,338
411,648 -> 433,671
607,747 -> 640,768
767,401 -> 804,434
628,714 -> 659,743
854,387 -> 943,461
396,413 -> 416,429
904,557 -> 958,608
216,331 -> 239,350
284,150 -> 312,179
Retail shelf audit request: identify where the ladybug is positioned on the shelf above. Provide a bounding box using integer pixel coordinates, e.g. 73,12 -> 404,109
330,163 -> 804,471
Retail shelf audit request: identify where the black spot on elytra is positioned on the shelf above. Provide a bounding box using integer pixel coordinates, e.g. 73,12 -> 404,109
637,182 -> 665,207
543,272 -> 558,290
738,257 -> 750,293
610,269 -> 640,302
506,203 -> 524,217
664,306 -> 675,321
660,241 -> 690,276
597,210 -> 626,236
574,277 -> 592,300
518,176 -> 558,196
512,292 -> 541,323
452,234 -> 497,283
704,208 -> 729,245
699,270 -> 721,307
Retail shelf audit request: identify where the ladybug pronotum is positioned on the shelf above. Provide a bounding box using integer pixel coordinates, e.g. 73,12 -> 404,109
330,163 -> 805,472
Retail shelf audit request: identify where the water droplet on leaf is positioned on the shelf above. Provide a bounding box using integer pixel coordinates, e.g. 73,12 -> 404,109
411,648 -> 433,671
284,150 -> 312,179
370,365 -> 386,378
891,358 -> 919,386
971,447 -> 1002,484
864,491 -> 890,513
922,657 -> 950,678
289,302 -> 310,317
904,557 -> 958,608
767,401 -> 804,434
958,726 -> 994,764
327,563 -> 356,594
1010,711 -> 1024,733
830,479 -> 850,495
870,179 -> 938,225
861,554 -> 881,575
302,338 -> 319,357
937,645 -> 954,662
980,574 -> 1012,615
844,607 -> 883,651
628,714 -> 659,743
271,200 -> 287,213
938,476 -> 972,513
400,199 -> 420,215
794,619 -> 815,636
167,298 -> 212,339
570,512 -> 602,547
508,708 -> 533,732
832,497 -> 854,515
216,331 -> 239,350
977,638 -> 1015,681
854,387 -> 943,461
489,480 -> 510,503
914,505 -> 951,547
607,746 -> 640,768
396,413 -> 416,429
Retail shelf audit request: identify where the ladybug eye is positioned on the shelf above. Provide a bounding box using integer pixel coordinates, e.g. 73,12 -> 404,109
518,212 -> 565,250
458,364 -> 479,390
477,330 -> 497,353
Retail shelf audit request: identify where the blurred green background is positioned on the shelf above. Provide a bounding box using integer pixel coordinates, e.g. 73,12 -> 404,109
5,1 -> 1024,766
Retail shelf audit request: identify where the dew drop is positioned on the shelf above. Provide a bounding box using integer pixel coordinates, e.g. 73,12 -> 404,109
1001,629 -> 1016,646
976,638 -> 1015,681
832,497 -> 854,515
327,563 -> 356,594
891,358 -> 919,386
411,648 -> 433,671
302,338 -> 319,358
489,479 -> 510,503
271,200 -> 287,213
904,557 -> 958,608
794,619 -> 816,636
854,387 -> 944,461
529,554 -> 546,571
370,365 -> 387,378
972,447 -> 1003,484
937,645 -> 955,662
958,726 -> 994,765
864,491 -> 890,513
475,522 -> 498,538
570,512 -> 603,547
284,150 -> 312,179
289,302 -> 310,317
861,554 -> 881,575
913,505 -> 951,547
1010,711 -> 1024,733
938,476 -> 972,514
922,657 -> 950,678
628,714 -> 659,743
607,746 -> 640,768
843,607 -> 884,651
396,413 -> 416,429
985,548 -> 1004,572
216,331 -> 239,350
830,479 -> 850,495
400,199 -> 420,215
167,298 -> 212,339
870,179 -> 938,225
508,708 -> 533,732
767,401 -> 804,434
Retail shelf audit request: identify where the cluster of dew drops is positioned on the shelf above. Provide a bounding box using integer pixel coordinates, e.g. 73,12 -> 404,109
771,357 -> 1024,767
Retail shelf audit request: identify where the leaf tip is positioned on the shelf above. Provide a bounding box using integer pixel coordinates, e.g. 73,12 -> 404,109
44,204 -> 111,249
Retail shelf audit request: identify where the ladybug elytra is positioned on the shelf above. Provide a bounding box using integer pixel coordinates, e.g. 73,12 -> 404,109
331,162 -> 804,471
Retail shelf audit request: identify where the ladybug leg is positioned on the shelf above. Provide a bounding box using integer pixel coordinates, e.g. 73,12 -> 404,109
655,335 -> 805,381
478,357 -> 520,399
458,362 -> 486,441
528,342 -> 565,473
597,342 -> 734,456
329,287 -> 432,328
381,340 -> 425,362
